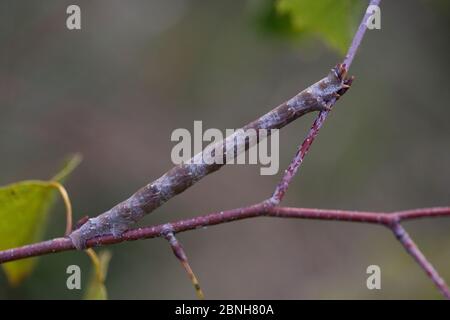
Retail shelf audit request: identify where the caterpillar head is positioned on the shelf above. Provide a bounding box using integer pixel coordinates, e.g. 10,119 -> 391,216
306,63 -> 354,112
330,63 -> 354,99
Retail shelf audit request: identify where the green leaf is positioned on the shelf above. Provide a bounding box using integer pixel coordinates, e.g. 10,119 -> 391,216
84,250 -> 112,300
276,0 -> 362,53
0,154 -> 81,286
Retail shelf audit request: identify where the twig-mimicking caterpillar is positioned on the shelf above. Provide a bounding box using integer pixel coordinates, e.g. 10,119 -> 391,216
69,64 -> 353,249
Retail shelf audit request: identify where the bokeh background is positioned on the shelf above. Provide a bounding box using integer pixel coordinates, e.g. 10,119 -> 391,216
1,0 -> 449,299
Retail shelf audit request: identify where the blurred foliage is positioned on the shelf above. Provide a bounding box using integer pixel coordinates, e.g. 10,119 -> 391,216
425,0 -> 450,14
0,155 -> 81,286
259,0 -> 363,53
84,250 -> 112,300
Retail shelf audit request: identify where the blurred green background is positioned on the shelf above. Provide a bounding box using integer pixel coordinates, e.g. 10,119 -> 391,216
1,0 -> 449,299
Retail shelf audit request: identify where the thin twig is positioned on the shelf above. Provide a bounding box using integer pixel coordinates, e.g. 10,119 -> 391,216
1,205 -> 449,263
1,204 -> 449,298
271,111 -> 328,203
390,223 -> 450,299
161,225 -> 205,299
271,0 -> 381,203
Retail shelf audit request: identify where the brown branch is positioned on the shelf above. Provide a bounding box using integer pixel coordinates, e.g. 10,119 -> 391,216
271,0 -> 379,203
391,223 -> 450,299
1,205 -> 449,261
161,226 -> 205,299
1,204 -> 449,297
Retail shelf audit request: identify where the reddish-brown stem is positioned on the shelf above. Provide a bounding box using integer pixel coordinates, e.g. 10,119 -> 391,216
161,227 -> 204,299
1,205 -> 449,262
271,112 -> 327,203
1,204 -> 449,298
271,0 -> 381,204
390,223 -> 450,299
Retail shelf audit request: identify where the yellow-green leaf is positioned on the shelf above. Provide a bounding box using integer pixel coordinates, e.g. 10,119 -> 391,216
276,0 -> 362,53
84,250 -> 112,300
0,154 -> 81,286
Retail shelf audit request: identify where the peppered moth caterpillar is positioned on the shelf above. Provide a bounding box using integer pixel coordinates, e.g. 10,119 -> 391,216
69,64 -> 353,249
